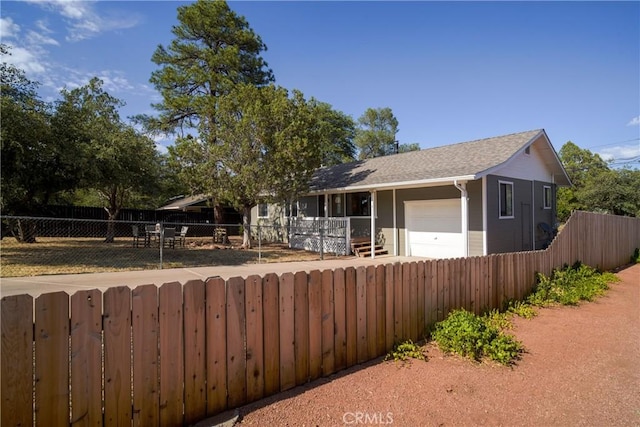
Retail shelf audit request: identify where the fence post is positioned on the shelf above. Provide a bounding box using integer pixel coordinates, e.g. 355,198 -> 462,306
319,220 -> 324,260
159,225 -> 164,269
258,224 -> 262,264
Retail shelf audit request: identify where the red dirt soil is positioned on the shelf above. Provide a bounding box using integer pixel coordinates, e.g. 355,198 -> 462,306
235,263 -> 640,427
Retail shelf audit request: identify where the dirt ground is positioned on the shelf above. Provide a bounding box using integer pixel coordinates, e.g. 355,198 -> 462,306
235,263 -> 640,427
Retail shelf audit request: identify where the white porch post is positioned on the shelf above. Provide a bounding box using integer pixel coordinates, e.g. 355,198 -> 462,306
393,188 -> 398,256
370,190 -> 377,259
454,180 -> 469,257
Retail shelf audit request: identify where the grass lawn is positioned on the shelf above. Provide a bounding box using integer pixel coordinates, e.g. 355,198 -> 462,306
0,236 -> 343,277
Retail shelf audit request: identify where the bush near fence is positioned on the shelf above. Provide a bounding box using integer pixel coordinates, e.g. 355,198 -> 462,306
1,211 -> 639,427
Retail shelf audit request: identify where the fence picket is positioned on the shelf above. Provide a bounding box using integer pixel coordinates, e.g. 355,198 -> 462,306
333,268 -> 347,371
401,263 -> 411,341
245,275 -> 264,403
321,269 -> 335,375
393,262 -> 403,343
417,261 -> 425,335
384,264 -> 395,351
226,277 -> 247,407
308,270 -> 323,381
71,289 -> 103,427
183,280 -> 206,423
132,284 -> 159,427
345,267 -> 358,367
366,265 -> 377,359
1,294 -> 34,427
375,265 -> 386,356
279,273 -> 295,391
205,277 -> 227,415
356,266 -> 368,363
293,271 -> 309,386
103,287 -> 131,427
409,262 -> 418,341
262,273 -> 280,396
159,282 -> 184,427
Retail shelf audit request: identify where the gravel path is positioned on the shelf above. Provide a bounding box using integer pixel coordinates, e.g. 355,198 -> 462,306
234,263 -> 640,427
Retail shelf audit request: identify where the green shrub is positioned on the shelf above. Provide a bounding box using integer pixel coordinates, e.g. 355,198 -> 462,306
527,262 -> 618,306
385,340 -> 425,363
632,248 -> 640,264
432,309 -> 522,365
506,300 -> 537,319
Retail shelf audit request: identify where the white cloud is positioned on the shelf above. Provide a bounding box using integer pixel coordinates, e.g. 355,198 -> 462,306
627,116 -> 640,126
25,0 -> 139,41
597,144 -> 640,162
3,44 -> 46,74
0,16 -> 21,39
27,30 -> 60,46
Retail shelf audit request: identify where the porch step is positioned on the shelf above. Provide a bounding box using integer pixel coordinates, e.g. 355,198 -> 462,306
351,238 -> 388,257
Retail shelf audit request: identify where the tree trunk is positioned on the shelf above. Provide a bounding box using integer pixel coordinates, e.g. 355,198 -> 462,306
14,219 -> 37,243
241,204 -> 252,249
104,208 -> 119,243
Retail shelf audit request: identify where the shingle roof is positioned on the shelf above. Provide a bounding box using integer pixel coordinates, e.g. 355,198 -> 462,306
309,129 -> 550,192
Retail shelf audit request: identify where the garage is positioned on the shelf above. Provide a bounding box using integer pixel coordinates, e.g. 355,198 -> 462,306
405,199 -> 463,259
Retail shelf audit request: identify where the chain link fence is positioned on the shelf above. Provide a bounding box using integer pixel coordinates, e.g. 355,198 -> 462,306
0,216 -> 347,278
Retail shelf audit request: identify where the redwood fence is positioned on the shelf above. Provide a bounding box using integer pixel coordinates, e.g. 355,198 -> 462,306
1,211 -> 639,427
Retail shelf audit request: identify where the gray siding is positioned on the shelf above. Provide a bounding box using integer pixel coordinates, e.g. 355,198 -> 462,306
532,180 -> 557,249
485,175 -> 534,253
467,180 -> 484,256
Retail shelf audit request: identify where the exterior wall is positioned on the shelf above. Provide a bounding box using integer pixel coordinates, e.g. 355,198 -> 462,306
532,180 -> 557,249
466,180 -> 484,257
376,190 -> 395,254
485,175 -> 534,253
491,143 -> 554,183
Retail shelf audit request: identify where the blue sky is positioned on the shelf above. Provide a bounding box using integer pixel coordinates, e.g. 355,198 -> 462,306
1,1 -> 639,167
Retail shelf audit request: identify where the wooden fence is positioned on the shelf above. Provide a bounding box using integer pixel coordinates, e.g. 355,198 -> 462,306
1,211 -> 639,427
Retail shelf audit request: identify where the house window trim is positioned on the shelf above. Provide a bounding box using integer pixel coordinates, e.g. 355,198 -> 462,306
498,180 -> 514,219
257,203 -> 269,218
543,185 -> 552,210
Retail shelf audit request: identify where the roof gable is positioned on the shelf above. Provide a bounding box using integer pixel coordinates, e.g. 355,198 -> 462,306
309,129 -> 569,192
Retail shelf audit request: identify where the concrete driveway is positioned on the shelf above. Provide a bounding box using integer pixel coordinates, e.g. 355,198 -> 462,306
0,255 -> 421,298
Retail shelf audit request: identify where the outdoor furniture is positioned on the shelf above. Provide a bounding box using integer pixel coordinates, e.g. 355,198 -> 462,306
131,225 -> 142,248
145,225 -> 159,247
178,226 -> 189,247
214,227 -> 227,243
163,228 -> 176,249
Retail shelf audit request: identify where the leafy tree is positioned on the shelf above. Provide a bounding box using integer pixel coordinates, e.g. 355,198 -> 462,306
557,141 -> 639,221
355,107 -> 399,159
54,78 -> 160,242
0,45 -> 81,241
399,142 -> 421,153
312,102 -> 356,166
171,84 -> 322,248
147,0 -> 274,222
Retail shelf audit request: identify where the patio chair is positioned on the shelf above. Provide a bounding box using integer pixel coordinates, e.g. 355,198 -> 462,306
163,227 -> 176,249
144,224 -> 157,247
178,226 -> 189,247
131,225 -> 142,248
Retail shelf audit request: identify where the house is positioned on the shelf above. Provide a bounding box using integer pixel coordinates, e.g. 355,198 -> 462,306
157,195 -> 241,224
253,129 -> 571,258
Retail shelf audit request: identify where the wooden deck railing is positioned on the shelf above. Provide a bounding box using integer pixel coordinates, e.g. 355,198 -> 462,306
1,211 -> 638,426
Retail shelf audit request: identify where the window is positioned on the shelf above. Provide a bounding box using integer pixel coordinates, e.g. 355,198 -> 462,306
499,181 -> 514,218
330,194 -> 344,217
346,192 -> 371,216
258,203 -> 268,218
543,186 -> 552,209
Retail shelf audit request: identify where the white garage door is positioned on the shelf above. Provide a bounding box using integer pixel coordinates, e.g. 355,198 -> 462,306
405,199 -> 462,259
